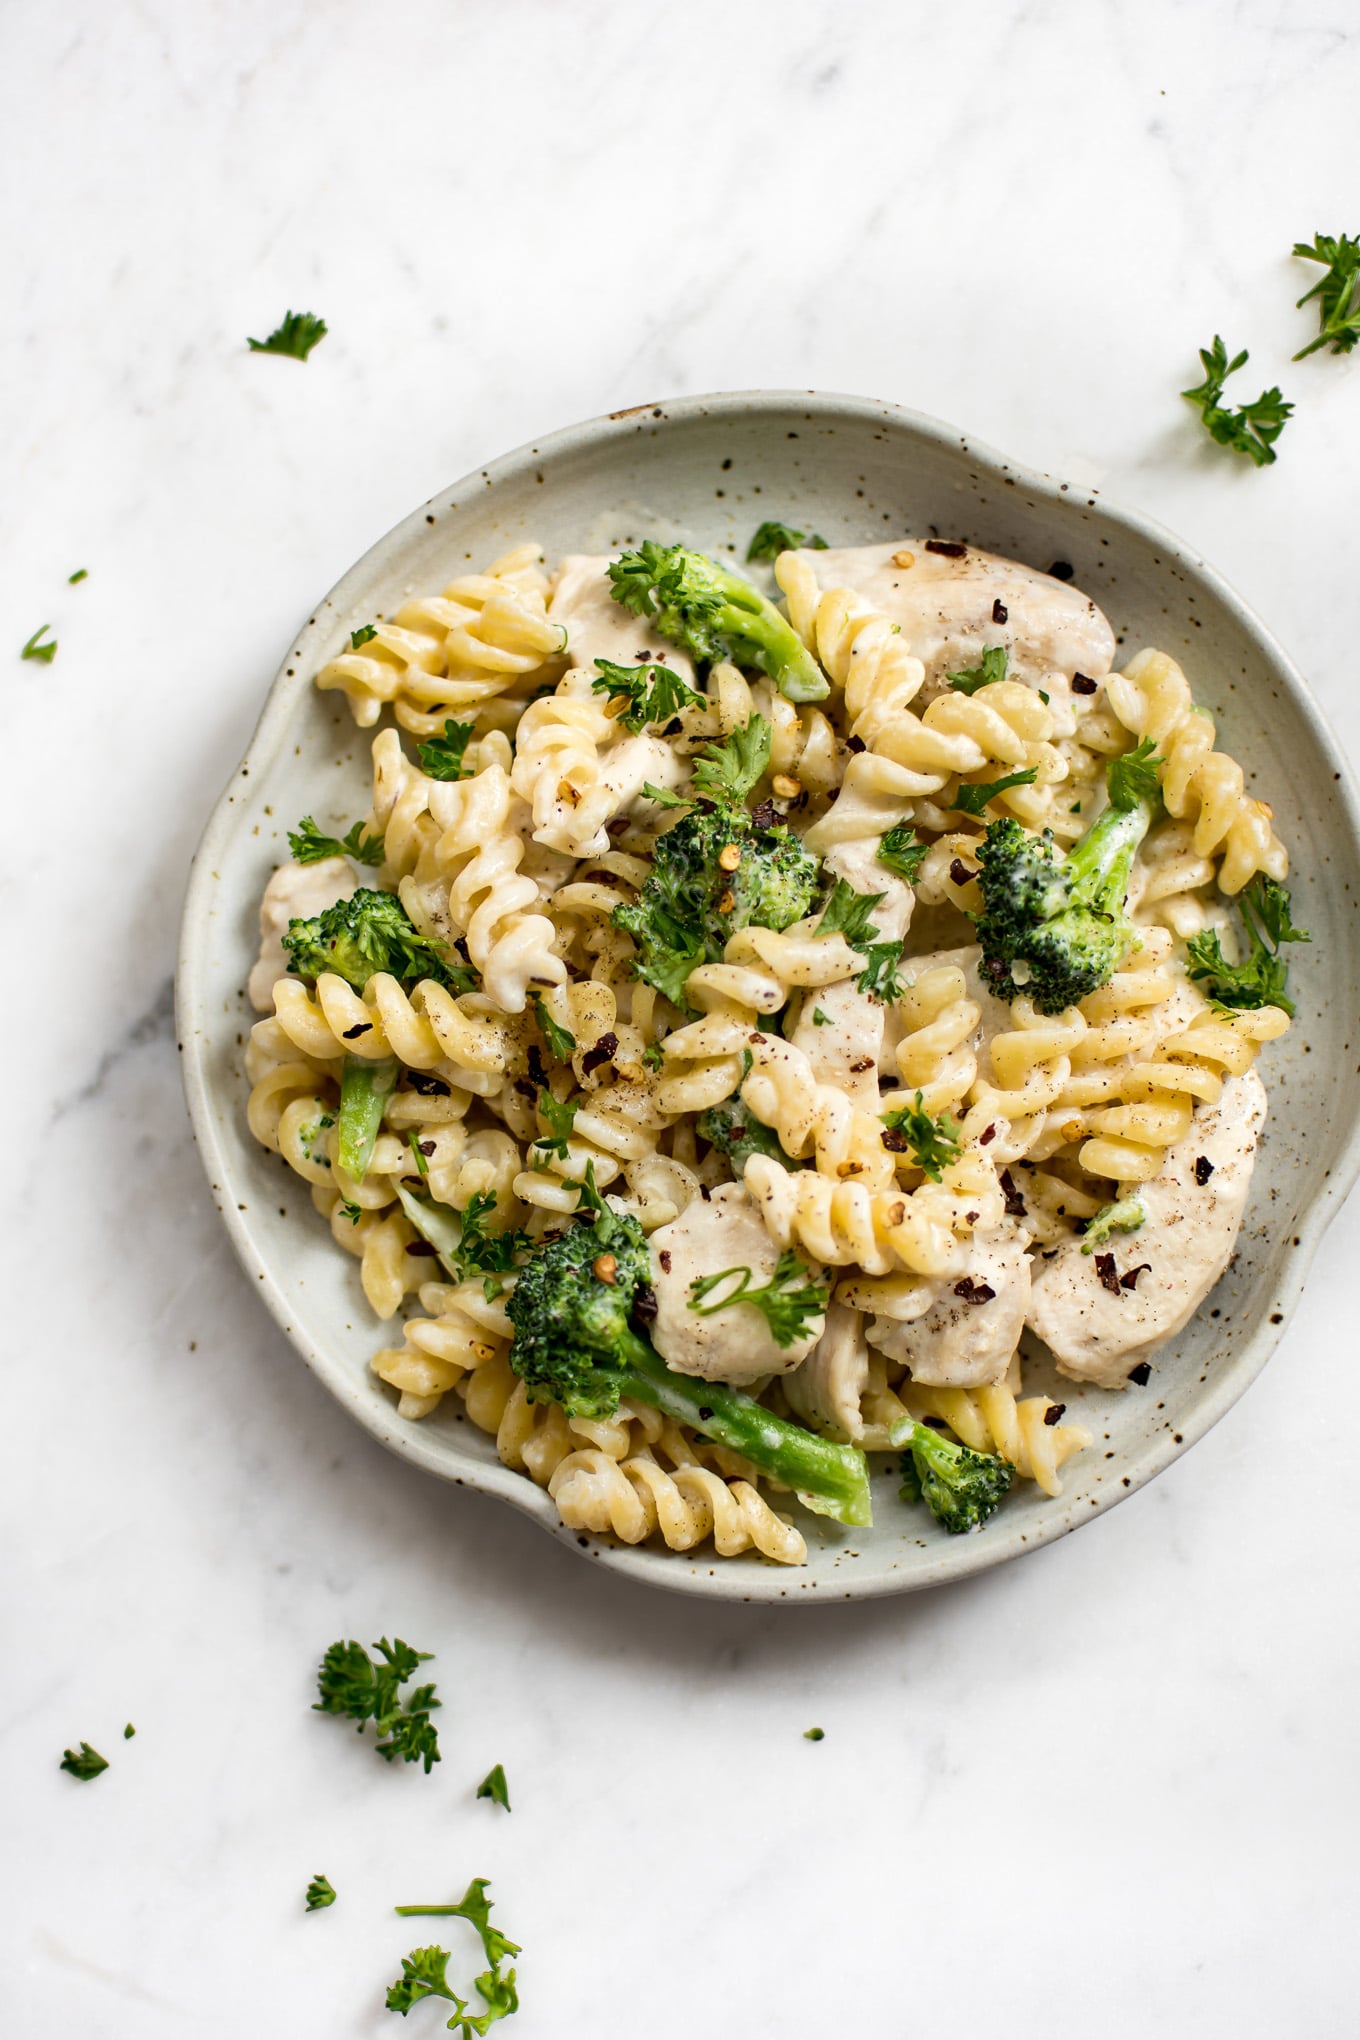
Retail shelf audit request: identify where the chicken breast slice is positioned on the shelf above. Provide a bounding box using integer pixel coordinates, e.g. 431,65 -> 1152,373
784,1300 -> 871,1440
789,976 -> 886,1116
862,1224 -> 1031,1387
1027,1068 -> 1267,1389
791,539 -> 1114,732
547,554 -> 697,681
647,1183 -> 824,1384
248,856 -> 358,1012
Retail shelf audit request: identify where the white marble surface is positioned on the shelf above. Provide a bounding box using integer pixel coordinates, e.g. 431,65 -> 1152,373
4,2 -> 1359,2033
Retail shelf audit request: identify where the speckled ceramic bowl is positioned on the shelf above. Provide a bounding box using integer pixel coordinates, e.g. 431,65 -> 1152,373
176,390 -> 1360,1602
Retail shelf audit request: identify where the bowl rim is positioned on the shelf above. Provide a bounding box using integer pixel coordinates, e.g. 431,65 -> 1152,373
176,386 -> 1360,1603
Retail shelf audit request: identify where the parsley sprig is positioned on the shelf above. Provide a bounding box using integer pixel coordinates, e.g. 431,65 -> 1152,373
1181,337 -> 1292,466
690,715 -> 771,804
876,823 -> 929,884
746,520 -> 828,562
590,656 -> 703,733
21,625 -> 57,663
313,1636 -> 441,1773
947,646 -> 1008,695
815,878 -> 907,1000
688,1248 -> 830,1346
305,1874 -> 337,1911
530,994 -> 576,1061
476,1764 -> 511,1811
1186,877 -> 1308,1018
418,719 -> 477,781
1292,232 -> 1360,359
530,1092 -> 578,1166
952,767 -> 1039,816
881,1092 -> 962,1182
388,1879 -> 520,2034
247,310 -> 328,361
288,815 -> 386,865
60,1741 -> 109,1781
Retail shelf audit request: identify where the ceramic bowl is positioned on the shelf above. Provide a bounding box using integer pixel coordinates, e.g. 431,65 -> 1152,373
176,390 -> 1360,1602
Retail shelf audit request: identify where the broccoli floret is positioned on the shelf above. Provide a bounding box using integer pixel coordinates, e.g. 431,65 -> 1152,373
697,1092 -> 793,1171
608,541 -> 829,703
282,888 -> 466,994
898,1421 -> 1014,1534
974,740 -> 1161,1014
506,1180 -> 872,1525
613,721 -> 821,1007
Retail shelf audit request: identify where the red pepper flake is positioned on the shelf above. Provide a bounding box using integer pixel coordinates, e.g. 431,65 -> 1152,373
1126,1360 -> 1152,1385
405,1240 -> 437,1257
953,1277 -> 996,1305
418,1139 -> 436,1157
991,598 -> 1008,624
1195,1156 -> 1215,1186
1094,1251 -> 1122,1296
846,734 -> 866,754
342,1022 -> 372,1039
1120,1263 -> 1151,1291
979,1123 -> 997,1146
850,1057 -> 875,1074
949,857 -> 975,888
1071,672 -> 1098,695
1048,560 -> 1075,581
658,1249 -> 672,1273
699,1184 -> 712,1201
632,1283 -> 658,1324
882,1128 -> 910,1152
999,1167 -> 1027,1218
1042,1403 -> 1066,1426
925,539 -> 967,558
582,1031 -> 618,1076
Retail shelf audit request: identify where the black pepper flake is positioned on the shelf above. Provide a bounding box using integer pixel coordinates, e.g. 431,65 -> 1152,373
659,1249 -> 673,1273
1194,1156 -> 1215,1186
1048,560 -> 1075,581
698,1406 -> 714,1421
1126,1360 -> 1152,1385
1094,1251 -> 1122,1296
999,1168 -> 1027,1218
1071,672 -> 1098,695
632,1283 -> 658,1325
1120,1263 -> 1151,1291
882,1128 -> 910,1152
699,1184 -> 711,1201
846,734 -> 866,754
418,1139 -> 436,1157
513,1077 -> 537,1100
1042,1403 -> 1066,1426
949,857 -> 975,888
405,1240 -> 438,1257
979,1123 -> 997,1146
582,1031 -> 618,1076
991,598 -> 1008,624
607,818 -> 630,837
526,1045 -> 548,1087
750,800 -> 781,831
405,1071 -> 451,1097
953,1277 -> 996,1305
925,539 -> 967,558
342,1022 -> 372,1039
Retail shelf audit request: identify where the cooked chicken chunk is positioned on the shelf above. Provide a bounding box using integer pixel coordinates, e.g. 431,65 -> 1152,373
793,539 -> 1114,732
248,856 -> 358,1012
647,1183 -> 824,1384
862,1224 -> 1030,1387
789,977 -> 886,1116
1027,1069 -> 1267,1389
784,1301 -> 871,1439
822,836 -> 915,941
547,554 -> 697,681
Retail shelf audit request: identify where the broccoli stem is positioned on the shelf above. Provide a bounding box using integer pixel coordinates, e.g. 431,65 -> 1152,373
712,581 -> 828,704
1062,797 -> 1154,918
338,1056 -> 399,1180
613,1327 -> 872,1526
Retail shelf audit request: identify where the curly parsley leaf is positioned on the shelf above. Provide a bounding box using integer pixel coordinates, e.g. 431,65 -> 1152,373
453,1193 -> 529,1278
689,714 -> 771,807
530,1092 -> 578,1166
69,568 -> 88,584
305,1873 -> 337,1912
947,645 -> 1008,695
530,994 -> 576,1061
476,1763 -> 511,1811
313,1636 -> 441,1773
390,1880 -> 521,2033
640,779 -> 689,809
1181,337 -> 1292,466
816,877 -> 884,948
385,1943 -> 468,2020
247,309 -> 328,361
288,815 -> 386,866
1185,877 -> 1308,1017
350,623 -> 378,650
811,1006 -> 831,1026
590,657 -> 703,734
688,1248 -> 829,1347
746,520 -> 828,562
855,940 -> 907,1001
21,625 -> 56,663
952,767 -> 1038,816
881,1091 -> 962,1181
60,1741 -> 108,1781
876,823 -> 929,884
418,718 -> 477,781
1292,232 -> 1360,359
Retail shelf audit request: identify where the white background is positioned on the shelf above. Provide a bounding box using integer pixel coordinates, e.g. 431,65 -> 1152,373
3,3 -> 1358,2034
